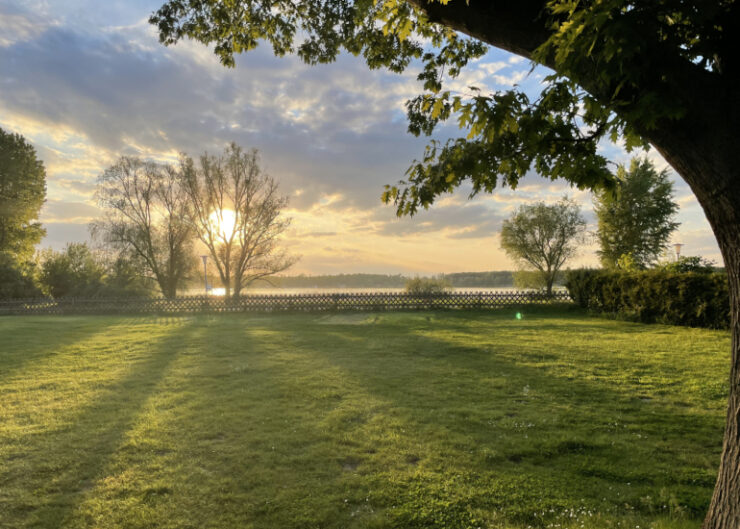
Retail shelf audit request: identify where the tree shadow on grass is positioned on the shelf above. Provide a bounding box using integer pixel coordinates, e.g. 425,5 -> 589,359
113,314 -> 720,528
0,318 -> 198,528
261,317 -> 721,524
113,317 -> 403,529
0,316 -> 120,383
8,313 -> 719,529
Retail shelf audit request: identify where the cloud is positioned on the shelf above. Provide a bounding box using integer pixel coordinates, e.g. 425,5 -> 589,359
373,200 -> 505,239
40,221 -> 91,250
54,178 -> 97,196
0,3 -> 58,47
0,0 -> 721,272
41,200 -> 100,223
300,231 -> 338,238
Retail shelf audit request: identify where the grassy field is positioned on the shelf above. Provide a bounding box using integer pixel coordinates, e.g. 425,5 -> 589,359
0,308 -> 730,529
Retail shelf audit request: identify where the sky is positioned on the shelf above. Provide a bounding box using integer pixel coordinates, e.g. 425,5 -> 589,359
0,0 -> 722,275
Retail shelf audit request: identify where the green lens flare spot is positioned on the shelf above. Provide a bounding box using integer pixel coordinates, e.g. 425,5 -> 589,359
516,312 -> 523,320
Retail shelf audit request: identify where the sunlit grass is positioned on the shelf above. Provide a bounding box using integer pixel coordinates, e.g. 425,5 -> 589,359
0,308 -> 729,528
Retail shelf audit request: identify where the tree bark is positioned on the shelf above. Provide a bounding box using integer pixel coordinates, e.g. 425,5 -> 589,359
702,237 -> 740,528
406,2 -> 740,526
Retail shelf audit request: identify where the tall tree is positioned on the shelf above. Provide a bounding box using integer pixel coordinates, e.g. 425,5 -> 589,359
150,1 -> 740,526
500,198 -> 585,295
180,144 -> 296,298
93,157 -> 195,298
0,127 -> 46,261
595,157 -> 679,269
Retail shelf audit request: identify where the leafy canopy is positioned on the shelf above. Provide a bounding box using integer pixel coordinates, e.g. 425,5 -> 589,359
594,157 -> 679,269
0,127 -> 46,260
150,1 -> 733,214
500,197 -> 586,295
0,253 -> 42,299
659,255 -> 717,275
38,243 -> 154,299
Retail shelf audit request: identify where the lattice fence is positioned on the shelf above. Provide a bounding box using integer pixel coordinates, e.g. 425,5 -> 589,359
0,291 -> 572,316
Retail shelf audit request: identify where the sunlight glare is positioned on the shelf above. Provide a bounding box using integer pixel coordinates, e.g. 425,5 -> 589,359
209,209 -> 237,241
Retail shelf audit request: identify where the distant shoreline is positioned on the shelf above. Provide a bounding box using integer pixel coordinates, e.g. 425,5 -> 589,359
181,270 -> 573,296
192,271 -> 523,290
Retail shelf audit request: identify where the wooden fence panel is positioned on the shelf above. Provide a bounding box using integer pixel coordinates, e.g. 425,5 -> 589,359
0,291 -> 572,316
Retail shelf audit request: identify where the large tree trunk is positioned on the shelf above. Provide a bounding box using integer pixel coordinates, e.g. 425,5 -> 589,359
703,240 -> 740,527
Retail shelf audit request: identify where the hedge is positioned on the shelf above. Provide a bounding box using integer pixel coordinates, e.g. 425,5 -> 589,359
564,269 -> 730,329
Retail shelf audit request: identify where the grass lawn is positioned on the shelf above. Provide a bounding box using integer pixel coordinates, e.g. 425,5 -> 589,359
0,308 -> 730,529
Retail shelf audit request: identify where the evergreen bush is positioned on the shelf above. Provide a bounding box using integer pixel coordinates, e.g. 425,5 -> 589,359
564,269 -> 729,329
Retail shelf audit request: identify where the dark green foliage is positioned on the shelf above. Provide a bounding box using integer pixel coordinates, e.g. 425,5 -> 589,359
38,243 -> 154,299
659,256 -> 716,274
0,127 -> 46,261
101,255 -> 157,298
148,0 -> 738,220
565,269 -> 730,329
0,253 -> 42,299
594,158 -> 679,268
38,243 -> 106,299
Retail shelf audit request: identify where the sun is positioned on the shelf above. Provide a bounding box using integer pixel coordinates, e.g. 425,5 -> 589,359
209,208 -> 237,241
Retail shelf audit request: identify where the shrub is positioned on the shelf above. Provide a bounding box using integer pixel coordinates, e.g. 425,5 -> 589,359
38,243 -> 155,299
564,269 -> 729,329
0,254 -> 42,299
404,277 -> 451,296
38,244 -> 105,298
658,255 -> 716,274
100,255 -> 156,298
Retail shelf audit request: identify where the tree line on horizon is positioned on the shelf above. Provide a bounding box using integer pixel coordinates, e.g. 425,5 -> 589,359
1,126 -> 714,301
245,271 -> 545,289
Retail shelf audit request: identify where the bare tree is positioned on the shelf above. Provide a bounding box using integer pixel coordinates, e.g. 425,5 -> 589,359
92,157 -> 195,298
180,143 -> 296,298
